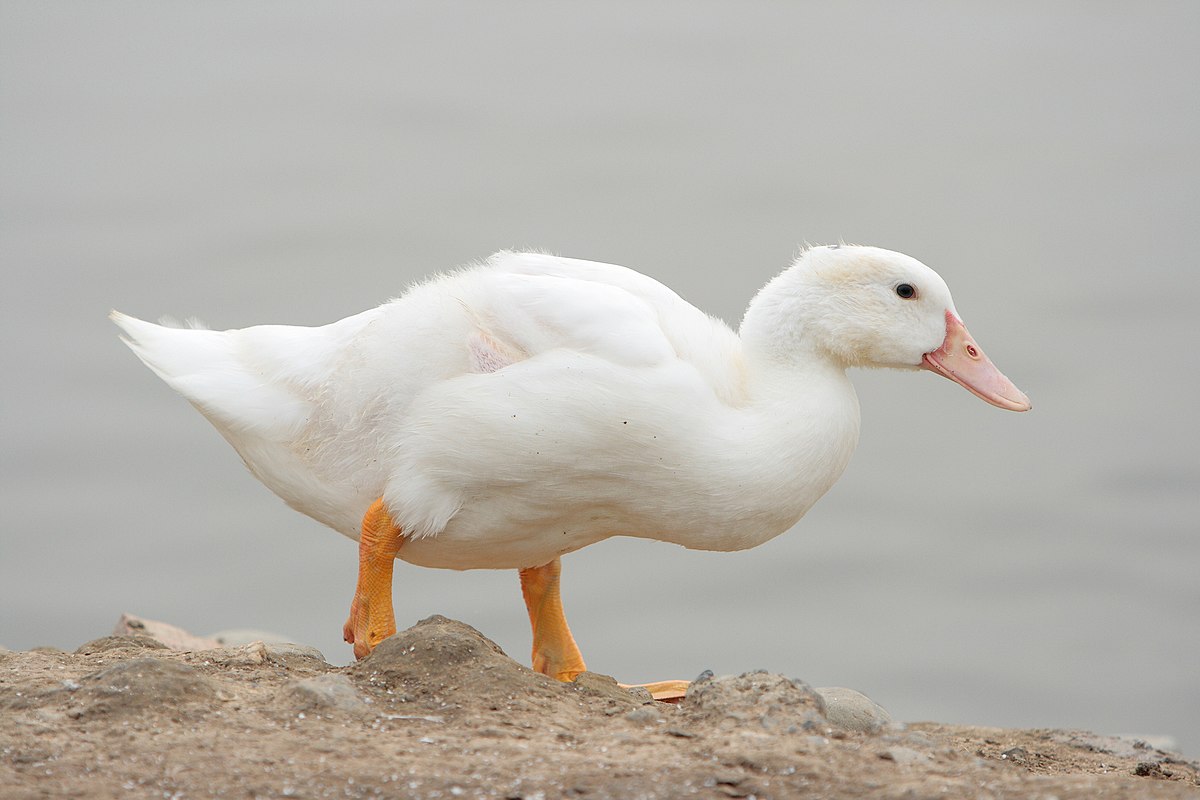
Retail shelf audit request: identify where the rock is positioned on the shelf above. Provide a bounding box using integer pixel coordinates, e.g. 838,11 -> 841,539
263,642 -> 329,667
680,671 -> 827,734
624,686 -> 655,704
113,613 -> 221,650
624,706 -> 666,725
75,635 -> 169,655
203,642 -> 271,666
280,674 -> 369,716
569,671 -> 641,708
74,657 -> 217,716
815,686 -> 892,733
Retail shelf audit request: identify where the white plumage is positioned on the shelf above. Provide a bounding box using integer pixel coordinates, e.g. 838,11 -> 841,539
112,245 -> 1029,572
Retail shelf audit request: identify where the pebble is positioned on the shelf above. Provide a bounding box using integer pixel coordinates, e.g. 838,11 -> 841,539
815,686 -> 892,734
262,642 -> 329,667
205,642 -> 270,666
280,674 -> 369,716
624,707 -> 665,725
569,672 -> 641,708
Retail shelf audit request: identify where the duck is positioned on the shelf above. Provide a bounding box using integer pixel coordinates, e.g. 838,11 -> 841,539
112,245 -> 1030,698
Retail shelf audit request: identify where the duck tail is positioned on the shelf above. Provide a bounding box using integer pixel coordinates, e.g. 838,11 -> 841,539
110,310 -> 310,437
110,311 -> 225,384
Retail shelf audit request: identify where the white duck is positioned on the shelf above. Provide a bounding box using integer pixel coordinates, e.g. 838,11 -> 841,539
113,245 -> 1029,697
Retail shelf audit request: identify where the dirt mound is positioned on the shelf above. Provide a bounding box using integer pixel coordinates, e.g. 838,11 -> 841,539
2,615 -> 1197,799
348,615 -> 646,725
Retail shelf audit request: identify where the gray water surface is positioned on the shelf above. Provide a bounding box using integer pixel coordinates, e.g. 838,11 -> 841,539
2,2 -> 1198,754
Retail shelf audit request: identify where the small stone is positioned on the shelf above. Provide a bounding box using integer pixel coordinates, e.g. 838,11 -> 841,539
665,728 -> 697,738
263,642 -> 329,667
570,672 -> 640,707
815,686 -> 892,734
205,642 -> 268,666
280,674 -> 368,716
1000,746 -> 1029,762
624,707 -> 664,725
624,686 -> 654,704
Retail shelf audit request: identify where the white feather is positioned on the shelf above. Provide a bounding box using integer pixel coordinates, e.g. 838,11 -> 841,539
113,246 -> 988,570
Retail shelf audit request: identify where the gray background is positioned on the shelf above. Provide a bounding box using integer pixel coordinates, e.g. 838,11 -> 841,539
3,2 -> 1197,754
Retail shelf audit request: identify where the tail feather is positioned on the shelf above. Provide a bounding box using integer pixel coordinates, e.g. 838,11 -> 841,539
111,311 -> 223,384
110,311 -> 310,438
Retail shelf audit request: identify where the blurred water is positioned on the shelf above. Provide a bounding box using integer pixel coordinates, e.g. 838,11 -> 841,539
2,2 -> 1198,754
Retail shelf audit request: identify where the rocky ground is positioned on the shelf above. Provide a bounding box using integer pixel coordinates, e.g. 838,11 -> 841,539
2,615 -> 1196,799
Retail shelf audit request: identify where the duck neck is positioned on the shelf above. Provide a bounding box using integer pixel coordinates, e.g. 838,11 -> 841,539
739,264 -> 845,381
736,271 -> 862,516
738,337 -> 858,429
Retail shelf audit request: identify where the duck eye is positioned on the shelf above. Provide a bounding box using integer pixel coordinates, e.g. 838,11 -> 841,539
895,283 -> 916,299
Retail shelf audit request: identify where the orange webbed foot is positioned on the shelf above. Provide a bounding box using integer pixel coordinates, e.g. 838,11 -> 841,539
619,679 -> 691,702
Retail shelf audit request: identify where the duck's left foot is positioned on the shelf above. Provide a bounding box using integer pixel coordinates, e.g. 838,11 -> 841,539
343,498 -> 405,660
620,679 -> 691,702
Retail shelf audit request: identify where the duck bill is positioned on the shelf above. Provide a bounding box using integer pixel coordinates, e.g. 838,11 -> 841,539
921,312 -> 1031,412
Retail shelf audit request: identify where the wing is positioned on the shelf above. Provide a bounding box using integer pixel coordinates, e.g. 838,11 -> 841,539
471,252 -> 747,404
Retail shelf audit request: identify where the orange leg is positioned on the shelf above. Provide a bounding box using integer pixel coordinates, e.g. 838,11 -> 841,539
518,558 -> 690,701
518,558 -> 587,682
343,498 -> 404,660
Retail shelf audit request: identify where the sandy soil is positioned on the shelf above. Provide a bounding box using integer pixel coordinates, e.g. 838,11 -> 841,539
2,616 -> 1196,799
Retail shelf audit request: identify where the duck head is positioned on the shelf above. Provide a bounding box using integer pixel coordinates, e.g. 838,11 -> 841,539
741,245 -> 1031,411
